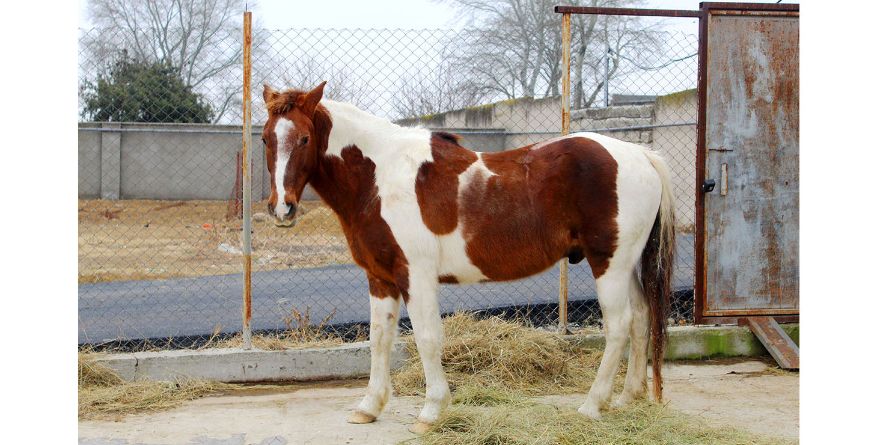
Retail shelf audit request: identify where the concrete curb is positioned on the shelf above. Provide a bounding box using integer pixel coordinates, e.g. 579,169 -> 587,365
99,342 -> 409,383
570,324 -> 799,360
96,324 -> 797,382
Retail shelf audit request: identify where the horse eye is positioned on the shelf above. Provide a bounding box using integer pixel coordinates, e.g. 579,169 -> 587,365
299,136 -> 309,146
261,137 -> 267,145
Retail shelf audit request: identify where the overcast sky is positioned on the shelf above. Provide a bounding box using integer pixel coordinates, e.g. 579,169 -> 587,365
77,0 -> 798,121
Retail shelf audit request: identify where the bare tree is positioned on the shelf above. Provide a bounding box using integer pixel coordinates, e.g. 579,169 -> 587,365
250,53 -> 378,122
443,0 -> 559,100
85,0 -> 250,123
394,60 -> 490,119
440,0 -> 662,109
569,3 -> 665,108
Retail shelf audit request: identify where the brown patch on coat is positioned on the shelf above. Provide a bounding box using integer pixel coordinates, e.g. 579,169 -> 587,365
311,146 -> 411,302
368,274 -> 400,299
457,137 -> 619,280
415,132 -> 478,234
437,274 -> 459,284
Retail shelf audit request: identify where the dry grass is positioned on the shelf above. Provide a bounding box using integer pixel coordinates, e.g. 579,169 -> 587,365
79,199 -> 351,283
78,352 -> 231,420
394,313 -> 611,396
211,307 -> 355,350
415,386 -> 796,445
78,310 -> 349,420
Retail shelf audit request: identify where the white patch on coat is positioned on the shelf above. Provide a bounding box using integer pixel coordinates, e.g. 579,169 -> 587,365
322,98 -> 437,265
273,118 -> 294,219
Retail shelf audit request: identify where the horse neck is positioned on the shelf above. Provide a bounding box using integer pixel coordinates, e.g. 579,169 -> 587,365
308,99 -> 416,224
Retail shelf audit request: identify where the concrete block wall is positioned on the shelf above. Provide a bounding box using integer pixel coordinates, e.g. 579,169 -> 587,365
78,123 -> 275,202
571,104 -> 654,145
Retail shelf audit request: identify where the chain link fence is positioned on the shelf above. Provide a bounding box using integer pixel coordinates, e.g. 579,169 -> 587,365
78,24 -> 698,350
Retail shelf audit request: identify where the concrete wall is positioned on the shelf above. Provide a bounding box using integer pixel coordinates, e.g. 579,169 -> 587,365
77,123 -> 302,201
398,96 -> 562,151
652,89 -> 698,231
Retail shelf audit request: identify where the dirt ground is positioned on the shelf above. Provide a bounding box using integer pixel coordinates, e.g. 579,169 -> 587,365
78,359 -> 798,445
79,199 -> 351,283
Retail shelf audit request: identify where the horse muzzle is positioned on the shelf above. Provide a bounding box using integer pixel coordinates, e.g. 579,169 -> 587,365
272,202 -> 297,227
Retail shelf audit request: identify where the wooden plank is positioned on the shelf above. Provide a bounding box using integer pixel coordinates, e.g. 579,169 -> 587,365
744,316 -> 799,370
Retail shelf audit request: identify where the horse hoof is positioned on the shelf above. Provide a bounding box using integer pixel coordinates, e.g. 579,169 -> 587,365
348,411 -> 377,424
409,421 -> 434,434
612,394 -> 635,409
577,404 -> 603,420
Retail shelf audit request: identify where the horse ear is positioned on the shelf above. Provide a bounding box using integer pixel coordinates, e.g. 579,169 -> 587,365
301,81 -> 326,115
262,84 -> 279,104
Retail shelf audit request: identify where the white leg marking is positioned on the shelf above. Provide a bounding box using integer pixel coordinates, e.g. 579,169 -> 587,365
273,118 -> 294,219
404,265 -> 450,426
613,274 -> 650,408
579,268 -> 633,419
355,295 -> 400,419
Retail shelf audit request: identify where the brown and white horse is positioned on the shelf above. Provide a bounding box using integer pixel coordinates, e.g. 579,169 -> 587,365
261,82 -> 675,433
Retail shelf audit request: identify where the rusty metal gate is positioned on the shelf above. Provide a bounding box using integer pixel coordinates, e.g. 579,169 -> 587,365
695,3 -> 800,324
555,2 -> 800,328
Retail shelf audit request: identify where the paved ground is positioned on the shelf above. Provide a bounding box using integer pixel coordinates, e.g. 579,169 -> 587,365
78,359 -> 797,445
79,236 -> 694,343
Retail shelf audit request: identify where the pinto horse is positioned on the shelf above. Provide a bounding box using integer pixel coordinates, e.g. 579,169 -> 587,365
261,82 -> 675,433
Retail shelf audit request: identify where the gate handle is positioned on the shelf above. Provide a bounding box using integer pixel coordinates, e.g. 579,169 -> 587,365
702,179 -> 716,193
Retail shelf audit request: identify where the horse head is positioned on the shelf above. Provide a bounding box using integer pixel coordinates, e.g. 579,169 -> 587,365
261,81 -> 328,227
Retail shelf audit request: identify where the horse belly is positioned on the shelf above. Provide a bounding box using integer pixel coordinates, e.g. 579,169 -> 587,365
437,226 -> 489,284
464,221 -> 566,281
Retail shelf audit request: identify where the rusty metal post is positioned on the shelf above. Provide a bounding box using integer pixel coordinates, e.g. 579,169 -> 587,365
241,10 -> 253,350
558,12 -> 572,335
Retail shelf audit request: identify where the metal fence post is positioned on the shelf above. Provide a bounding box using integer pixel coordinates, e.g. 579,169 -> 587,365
603,44 -> 610,107
558,12 -> 572,335
241,10 -> 253,350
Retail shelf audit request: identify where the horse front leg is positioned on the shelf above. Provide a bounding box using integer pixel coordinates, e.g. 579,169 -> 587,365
403,266 -> 450,434
349,280 -> 401,424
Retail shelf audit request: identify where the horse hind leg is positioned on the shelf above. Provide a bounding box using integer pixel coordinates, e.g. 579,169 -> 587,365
578,264 -> 633,419
612,273 -> 650,408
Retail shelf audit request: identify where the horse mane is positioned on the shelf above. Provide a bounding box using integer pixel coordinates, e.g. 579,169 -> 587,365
432,131 -> 463,145
266,88 -> 307,115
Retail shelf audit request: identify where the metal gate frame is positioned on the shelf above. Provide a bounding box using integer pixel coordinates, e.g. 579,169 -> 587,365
554,2 -> 800,327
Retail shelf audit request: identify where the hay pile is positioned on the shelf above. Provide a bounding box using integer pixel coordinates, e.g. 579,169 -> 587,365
393,312 -> 607,396
78,353 -> 229,420
422,386 -> 795,445
397,314 -> 795,445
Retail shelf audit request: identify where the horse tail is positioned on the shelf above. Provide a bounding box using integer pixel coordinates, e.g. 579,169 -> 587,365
640,150 -> 676,403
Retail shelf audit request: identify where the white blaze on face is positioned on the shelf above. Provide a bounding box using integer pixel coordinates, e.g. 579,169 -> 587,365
274,118 -> 295,219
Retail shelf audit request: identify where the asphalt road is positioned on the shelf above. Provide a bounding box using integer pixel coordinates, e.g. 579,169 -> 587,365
79,235 -> 694,343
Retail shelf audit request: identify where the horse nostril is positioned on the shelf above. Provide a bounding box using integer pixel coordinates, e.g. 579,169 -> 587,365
267,202 -> 274,215
285,203 -> 296,218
